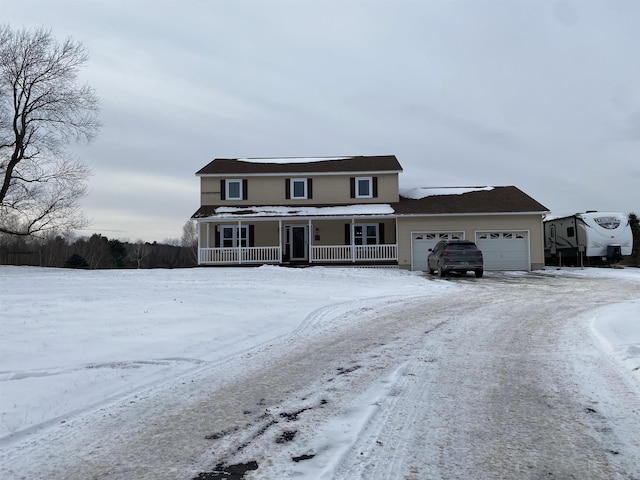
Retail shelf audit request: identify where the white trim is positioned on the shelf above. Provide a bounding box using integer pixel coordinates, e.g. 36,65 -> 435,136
352,223 -> 380,245
197,222 -> 202,264
284,224 -> 309,261
291,178 -> 308,199
355,176 -> 373,198
397,211 -> 548,218
225,179 -> 243,200
194,211 -> 547,222
196,214 -> 396,222
220,224 -> 249,248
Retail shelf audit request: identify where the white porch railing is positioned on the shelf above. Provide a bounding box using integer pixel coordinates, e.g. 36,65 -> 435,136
199,244 -> 397,264
199,247 -> 280,264
311,244 -> 398,262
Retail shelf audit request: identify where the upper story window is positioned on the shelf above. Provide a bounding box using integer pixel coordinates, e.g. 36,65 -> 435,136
350,176 -> 378,199
292,179 -> 307,199
221,179 -> 248,200
226,179 -> 242,200
286,178 -> 313,200
356,177 -> 372,198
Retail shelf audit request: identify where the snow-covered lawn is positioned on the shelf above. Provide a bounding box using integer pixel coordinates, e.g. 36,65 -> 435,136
0,266 -> 450,438
1,265 -> 639,479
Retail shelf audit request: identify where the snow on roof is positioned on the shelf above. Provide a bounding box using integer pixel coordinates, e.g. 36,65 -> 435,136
399,186 -> 494,199
213,204 -> 394,218
544,211 -> 628,221
237,157 -> 354,164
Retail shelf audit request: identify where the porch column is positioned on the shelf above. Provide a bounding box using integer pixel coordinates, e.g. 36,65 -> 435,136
308,218 -> 313,263
351,218 -> 356,263
197,221 -> 202,265
395,218 -> 399,260
278,219 -> 283,263
237,220 -> 243,264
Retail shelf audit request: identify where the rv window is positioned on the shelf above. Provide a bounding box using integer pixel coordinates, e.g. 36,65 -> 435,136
567,227 -> 575,237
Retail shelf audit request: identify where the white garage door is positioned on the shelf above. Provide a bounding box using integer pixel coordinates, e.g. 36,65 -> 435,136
412,232 -> 464,271
475,231 -> 530,270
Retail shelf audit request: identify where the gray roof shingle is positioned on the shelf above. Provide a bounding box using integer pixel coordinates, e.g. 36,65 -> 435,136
196,155 -> 403,175
393,186 -> 548,214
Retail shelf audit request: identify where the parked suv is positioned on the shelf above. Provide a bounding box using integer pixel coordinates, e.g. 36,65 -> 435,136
427,240 -> 484,278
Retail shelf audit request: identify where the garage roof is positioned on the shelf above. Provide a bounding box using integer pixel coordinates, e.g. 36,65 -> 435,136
394,186 -> 548,214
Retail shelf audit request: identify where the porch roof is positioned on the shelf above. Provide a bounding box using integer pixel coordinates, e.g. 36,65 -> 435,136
192,204 -> 395,219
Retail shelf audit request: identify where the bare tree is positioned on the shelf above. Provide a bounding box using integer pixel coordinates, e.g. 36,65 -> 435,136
129,240 -> 148,269
181,219 -> 198,264
0,25 -> 100,237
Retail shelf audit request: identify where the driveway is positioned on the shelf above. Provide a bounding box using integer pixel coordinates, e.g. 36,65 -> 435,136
3,272 -> 639,479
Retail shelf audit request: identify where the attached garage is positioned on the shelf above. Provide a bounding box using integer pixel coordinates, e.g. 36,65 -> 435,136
475,231 -> 530,270
394,186 -> 548,271
411,232 -> 464,271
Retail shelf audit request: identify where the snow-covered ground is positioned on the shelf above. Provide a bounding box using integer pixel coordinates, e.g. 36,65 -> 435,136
0,266 -> 449,440
1,265 -> 639,479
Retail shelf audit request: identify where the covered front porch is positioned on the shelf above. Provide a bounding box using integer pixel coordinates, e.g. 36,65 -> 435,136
197,217 -> 398,266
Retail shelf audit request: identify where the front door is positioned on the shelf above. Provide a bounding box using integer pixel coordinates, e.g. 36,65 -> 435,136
286,225 -> 308,261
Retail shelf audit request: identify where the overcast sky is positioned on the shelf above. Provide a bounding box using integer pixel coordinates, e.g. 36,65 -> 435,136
2,0 -> 639,242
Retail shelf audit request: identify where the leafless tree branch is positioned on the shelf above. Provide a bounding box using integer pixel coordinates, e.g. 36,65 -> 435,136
0,24 -> 100,237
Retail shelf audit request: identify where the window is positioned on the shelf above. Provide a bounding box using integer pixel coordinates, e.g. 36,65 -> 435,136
355,177 -> 372,198
220,226 -> 248,247
226,179 -> 243,200
350,176 -> 377,198
567,226 -> 575,237
353,224 -> 379,245
285,178 -> 312,200
292,179 -> 306,198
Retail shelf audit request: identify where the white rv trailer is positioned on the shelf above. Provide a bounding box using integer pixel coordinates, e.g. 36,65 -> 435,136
544,211 -> 633,265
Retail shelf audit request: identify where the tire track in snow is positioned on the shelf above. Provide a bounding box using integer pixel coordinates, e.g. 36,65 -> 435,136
2,273 -> 639,479
330,274 -> 640,479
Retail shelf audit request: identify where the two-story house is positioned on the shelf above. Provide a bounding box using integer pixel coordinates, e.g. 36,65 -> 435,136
191,155 -> 549,270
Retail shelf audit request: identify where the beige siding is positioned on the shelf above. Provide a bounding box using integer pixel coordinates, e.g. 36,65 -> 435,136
311,219 -> 396,245
198,222 -> 279,248
253,222 -> 279,246
397,214 -> 545,270
200,173 -> 399,205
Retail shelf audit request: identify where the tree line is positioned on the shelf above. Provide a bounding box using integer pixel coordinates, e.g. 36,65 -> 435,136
0,232 -> 197,269
0,221 -> 198,269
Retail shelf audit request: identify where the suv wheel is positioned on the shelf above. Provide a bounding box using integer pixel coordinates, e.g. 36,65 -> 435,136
438,265 -> 446,278
474,269 -> 483,278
